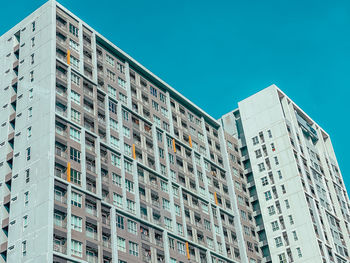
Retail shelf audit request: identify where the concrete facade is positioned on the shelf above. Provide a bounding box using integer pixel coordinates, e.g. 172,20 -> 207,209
221,85 -> 350,263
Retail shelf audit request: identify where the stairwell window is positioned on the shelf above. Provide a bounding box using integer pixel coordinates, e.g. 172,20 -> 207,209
27,127 -> 32,138
26,147 -> 31,161
22,241 -> 27,256
25,169 -> 30,183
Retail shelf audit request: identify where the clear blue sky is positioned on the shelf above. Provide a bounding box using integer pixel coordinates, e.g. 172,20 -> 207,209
1,0 -> 349,191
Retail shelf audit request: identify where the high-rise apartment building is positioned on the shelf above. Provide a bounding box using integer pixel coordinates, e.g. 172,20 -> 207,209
0,1 -> 262,263
220,86 -> 350,263
0,1 -> 348,263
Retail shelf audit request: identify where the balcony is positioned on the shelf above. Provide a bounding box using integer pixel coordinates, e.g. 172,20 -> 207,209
55,104 -> 67,118
53,243 -> 67,254
86,227 -> 98,240
55,147 -> 67,159
54,192 -> 67,205
56,70 -> 67,81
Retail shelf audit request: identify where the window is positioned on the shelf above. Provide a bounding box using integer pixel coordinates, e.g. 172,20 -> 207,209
268,129 -> 272,138
31,37 -> 35,47
117,237 -> 126,252
264,191 -> 272,201
71,108 -> 81,123
177,242 -> 186,255
150,86 -> 157,97
124,143 -> 132,157
278,253 -> 287,263
152,100 -> 159,111
125,179 -> 134,193
71,169 -> 81,185
160,181 -> 168,192
70,56 -> 79,69
127,220 -> 137,235
26,147 -> 31,161
255,149 -> 262,158
25,169 -> 30,183
274,156 -> 279,165
71,90 -> 81,104
106,54 -> 115,66
292,231 -> 298,241
267,205 -> 275,215
111,153 -> 121,167
113,193 -> 123,207
108,85 -> 117,98
117,62 -> 125,73
71,240 -> 82,257
275,236 -> 283,247
109,101 -> 117,114
296,247 -> 302,258
164,217 -> 172,230
118,77 -> 126,89
31,54 -> 34,64
110,118 -> 118,130
252,136 -> 259,145
129,241 -> 139,256
127,199 -> 136,213
123,126 -> 130,138
69,23 -> 78,37
27,127 -> 32,138
258,163 -> 265,172
119,92 -> 127,103
117,215 -> 124,229
23,215 -> 28,229
71,192 -> 82,207
288,215 -> 294,225
112,173 -> 122,186
162,199 -> 170,211
172,186 -> 178,197
22,240 -> 27,256
71,73 -> 80,85
204,220 -> 211,231
107,70 -> 116,82
32,21 -> 36,32
111,136 -> 120,149
261,176 -> 268,186
161,107 -> 168,118
71,215 -> 82,231
28,107 -> 32,118
70,127 -> 80,142
271,221 -> 279,231
177,223 -> 183,235
30,71 -> 34,82
160,92 -> 166,102
284,199 -> 290,209
24,191 -> 29,206
70,147 -> 81,163
69,39 -> 79,51
175,204 -> 181,216
124,160 -> 133,173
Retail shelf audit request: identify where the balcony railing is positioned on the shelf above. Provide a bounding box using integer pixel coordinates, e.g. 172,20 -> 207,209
102,240 -> 111,248
86,207 -> 98,217
55,147 -> 67,158
54,193 -> 67,204
86,230 -> 98,240
53,243 -> 67,254
55,106 -> 67,117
